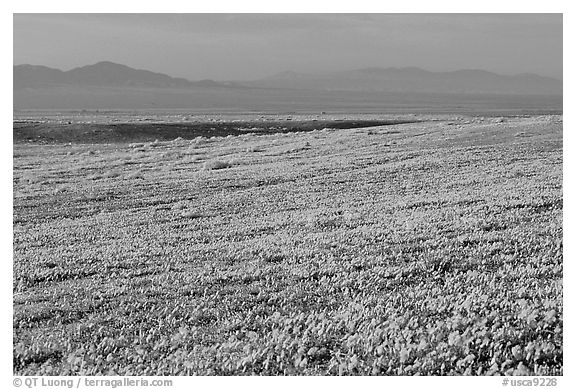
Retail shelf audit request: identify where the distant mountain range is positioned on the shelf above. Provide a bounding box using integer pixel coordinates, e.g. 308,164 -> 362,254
247,67 -> 562,95
13,61 -> 562,110
14,61 -> 241,90
14,61 -> 562,95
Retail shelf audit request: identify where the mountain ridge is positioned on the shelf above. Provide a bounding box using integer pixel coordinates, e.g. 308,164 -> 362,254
14,61 -> 562,95
14,61 -> 237,90
247,67 -> 561,95
13,62 -> 562,110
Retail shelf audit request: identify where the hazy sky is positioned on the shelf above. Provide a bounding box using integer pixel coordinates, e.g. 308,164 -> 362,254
13,14 -> 562,81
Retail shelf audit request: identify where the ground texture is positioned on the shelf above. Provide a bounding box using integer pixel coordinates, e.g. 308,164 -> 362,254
13,114 -> 562,375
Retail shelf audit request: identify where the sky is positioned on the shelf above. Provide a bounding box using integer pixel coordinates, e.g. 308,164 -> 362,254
13,14 -> 563,81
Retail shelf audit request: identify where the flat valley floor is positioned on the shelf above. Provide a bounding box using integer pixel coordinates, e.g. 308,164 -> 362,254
13,114 -> 562,375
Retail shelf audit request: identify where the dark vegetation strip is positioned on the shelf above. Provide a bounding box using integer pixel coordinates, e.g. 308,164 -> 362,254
13,119 -> 419,144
